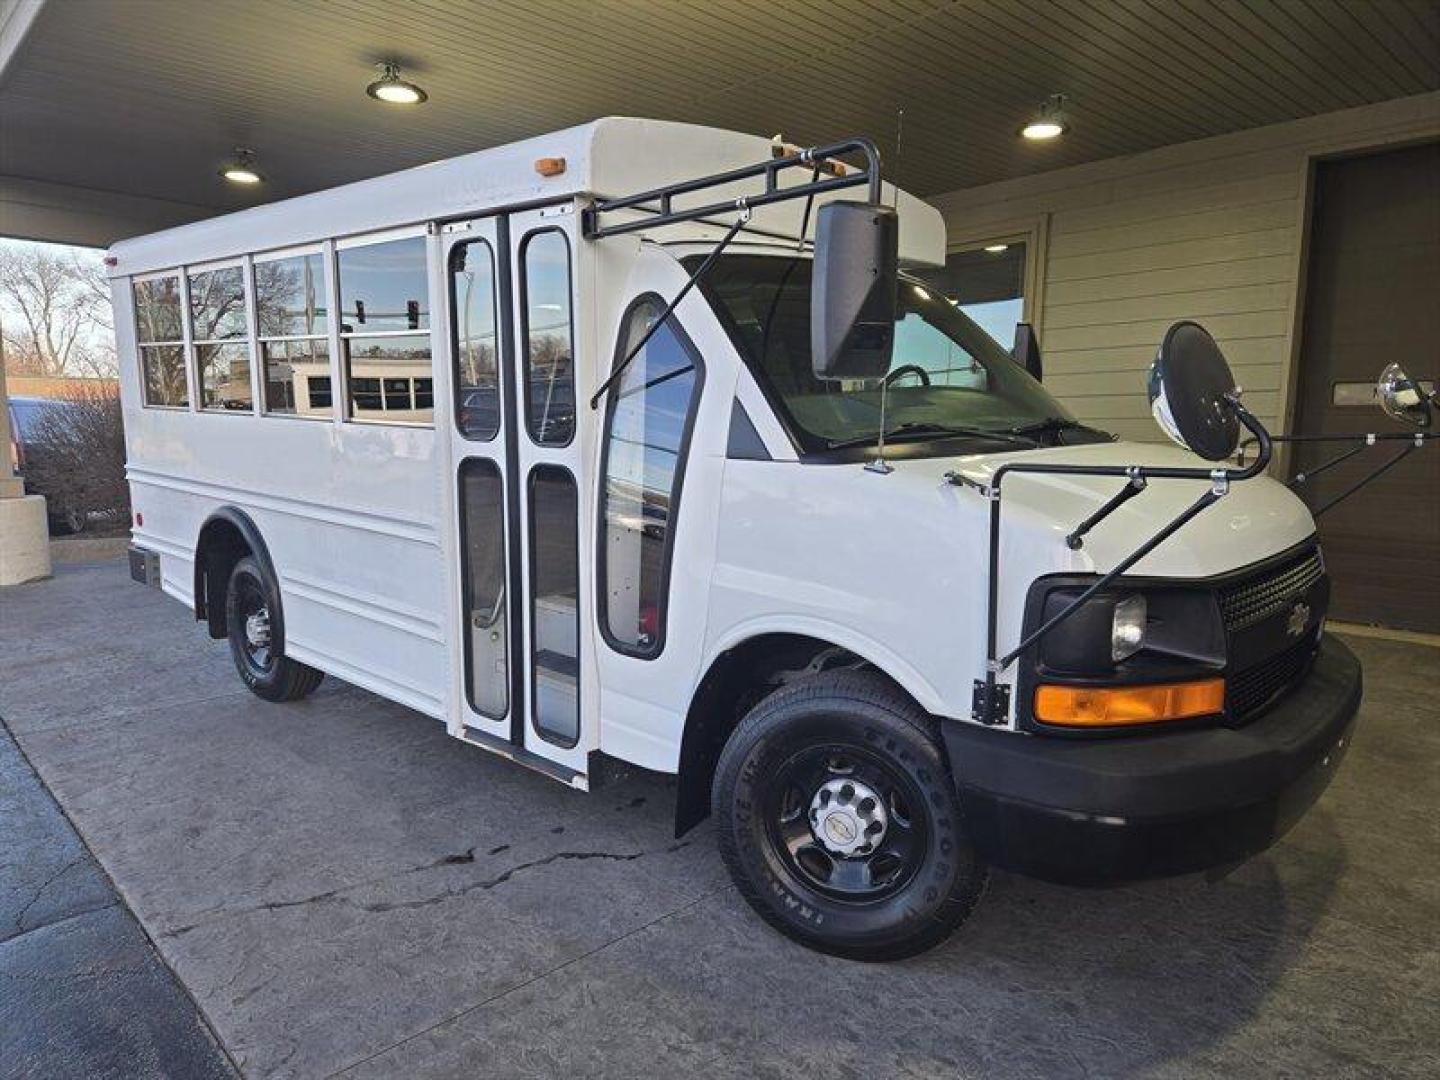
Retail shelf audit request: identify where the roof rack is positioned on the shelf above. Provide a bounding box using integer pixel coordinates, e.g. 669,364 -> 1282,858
581,137 -> 883,240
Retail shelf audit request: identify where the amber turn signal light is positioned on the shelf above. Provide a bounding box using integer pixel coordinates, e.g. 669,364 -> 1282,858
1034,678 -> 1225,727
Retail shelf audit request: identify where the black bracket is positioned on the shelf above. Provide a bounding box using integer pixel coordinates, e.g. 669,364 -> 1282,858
972,680 -> 1011,725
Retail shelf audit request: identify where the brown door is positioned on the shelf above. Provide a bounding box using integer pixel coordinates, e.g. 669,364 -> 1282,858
1293,142 -> 1440,634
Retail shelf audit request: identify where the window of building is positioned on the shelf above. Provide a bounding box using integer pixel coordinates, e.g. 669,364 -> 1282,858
338,235 -> 433,424
449,239 -> 501,440
520,231 -> 575,446
920,241 -> 1029,350
188,264 -> 253,412
255,250 -> 330,418
133,274 -> 187,407
598,297 -> 704,657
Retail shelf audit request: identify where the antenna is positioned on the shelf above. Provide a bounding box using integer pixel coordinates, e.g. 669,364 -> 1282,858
892,107 -> 904,209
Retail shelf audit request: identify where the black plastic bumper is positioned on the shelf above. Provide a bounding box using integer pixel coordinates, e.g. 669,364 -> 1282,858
943,636 -> 1362,885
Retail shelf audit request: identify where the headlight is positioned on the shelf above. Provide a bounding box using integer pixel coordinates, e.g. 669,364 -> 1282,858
1111,594 -> 1147,661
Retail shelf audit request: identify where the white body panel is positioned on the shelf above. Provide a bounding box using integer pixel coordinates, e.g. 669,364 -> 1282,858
109,118 -> 1319,788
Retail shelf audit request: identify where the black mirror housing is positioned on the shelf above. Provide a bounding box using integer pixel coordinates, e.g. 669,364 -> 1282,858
810,201 -> 899,381
1013,322 -> 1042,381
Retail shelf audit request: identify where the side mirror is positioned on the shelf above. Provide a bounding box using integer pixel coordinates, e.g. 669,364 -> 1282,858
811,201 -> 898,381
1013,322 -> 1042,381
1146,321 -> 1241,461
1376,362 -> 1433,429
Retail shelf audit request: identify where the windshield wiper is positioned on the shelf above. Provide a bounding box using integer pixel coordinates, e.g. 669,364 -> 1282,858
1008,417 -> 1088,436
826,422 -> 1037,451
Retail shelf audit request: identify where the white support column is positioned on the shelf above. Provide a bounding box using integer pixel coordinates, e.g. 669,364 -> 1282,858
0,339 -> 52,584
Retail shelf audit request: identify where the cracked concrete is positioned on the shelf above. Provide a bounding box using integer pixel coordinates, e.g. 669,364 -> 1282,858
3,559 -> 1438,1078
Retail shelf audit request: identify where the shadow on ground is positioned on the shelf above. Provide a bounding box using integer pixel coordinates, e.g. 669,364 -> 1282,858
2,560 -> 1436,1079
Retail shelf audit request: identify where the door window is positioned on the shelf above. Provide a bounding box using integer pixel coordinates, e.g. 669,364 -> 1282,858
529,466 -> 580,746
459,458 -> 508,719
520,231 -> 575,446
449,239 -> 501,440
599,297 -> 704,657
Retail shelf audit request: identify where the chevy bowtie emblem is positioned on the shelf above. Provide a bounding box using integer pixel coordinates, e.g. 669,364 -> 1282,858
1286,601 -> 1311,637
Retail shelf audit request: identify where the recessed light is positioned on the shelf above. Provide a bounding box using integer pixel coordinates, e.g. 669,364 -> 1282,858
1021,94 -> 1068,141
367,62 -> 428,105
220,148 -> 263,185
984,244 -> 1009,254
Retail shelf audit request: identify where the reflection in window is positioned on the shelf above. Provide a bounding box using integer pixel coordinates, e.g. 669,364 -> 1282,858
189,265 -> 252,411
530,466 -> 579,746
450,240 -> 500,440
308,376 -> 333,410
918,242 -> 1028,349
601,299 -> 704,657
343,335 -> 432,420
254,252 -> 332,418
133,274 -> 187,407
338,237 -> 433,424
521,231 -> 575,445
459,458 -> 508,719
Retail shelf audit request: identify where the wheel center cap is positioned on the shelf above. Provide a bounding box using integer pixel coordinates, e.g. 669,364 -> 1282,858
245,609 -> 271,648
809,777 -> 887,857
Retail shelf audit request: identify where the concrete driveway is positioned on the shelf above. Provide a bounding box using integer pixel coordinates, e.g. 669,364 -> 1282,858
2,559 -> 1437,1078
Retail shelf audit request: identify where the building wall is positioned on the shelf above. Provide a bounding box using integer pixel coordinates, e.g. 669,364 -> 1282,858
930,92 -> 1440,445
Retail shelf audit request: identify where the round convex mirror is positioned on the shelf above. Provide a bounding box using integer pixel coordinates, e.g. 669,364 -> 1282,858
1376,362 -> 1432,428
1146,321 -> 1241,461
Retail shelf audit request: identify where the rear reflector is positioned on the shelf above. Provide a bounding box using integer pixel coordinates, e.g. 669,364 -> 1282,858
1034,678 -> 1225,727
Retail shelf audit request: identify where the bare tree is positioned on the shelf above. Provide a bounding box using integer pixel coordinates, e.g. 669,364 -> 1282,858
21,382 -> 129,533
0,241 -> 117,378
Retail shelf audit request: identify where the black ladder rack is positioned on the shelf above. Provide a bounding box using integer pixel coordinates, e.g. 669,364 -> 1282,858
581,137 -> 884,240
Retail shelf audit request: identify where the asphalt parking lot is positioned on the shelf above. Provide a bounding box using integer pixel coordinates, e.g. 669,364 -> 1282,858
3,558 -> 1437,1079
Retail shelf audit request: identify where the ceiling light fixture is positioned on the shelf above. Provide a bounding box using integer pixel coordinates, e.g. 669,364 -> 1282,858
367,61 -> 428,105
1021,94 -> 1069,141
219,148 -> 263,185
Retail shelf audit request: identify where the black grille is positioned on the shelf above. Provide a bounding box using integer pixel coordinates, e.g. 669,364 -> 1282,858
1218,547 -> 1324,632
1227,637 -> 1317,719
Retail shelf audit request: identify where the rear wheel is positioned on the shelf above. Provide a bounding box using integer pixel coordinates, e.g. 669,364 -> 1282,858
713,671 -> 987,961
225,555 -> 324,702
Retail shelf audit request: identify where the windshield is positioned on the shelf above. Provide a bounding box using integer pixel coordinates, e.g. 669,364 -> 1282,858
699,254 -> 1101,454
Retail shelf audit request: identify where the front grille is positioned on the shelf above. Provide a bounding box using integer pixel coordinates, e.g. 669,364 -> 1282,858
1227,636 -> 1317,719
1218,547 -> 1324,632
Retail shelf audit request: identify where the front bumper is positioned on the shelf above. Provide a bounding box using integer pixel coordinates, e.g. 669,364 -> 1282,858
943,636 -> 1362,885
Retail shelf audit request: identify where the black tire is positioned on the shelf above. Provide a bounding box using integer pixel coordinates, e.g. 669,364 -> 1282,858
713,670 -> 987,961
225,555 -> 324,702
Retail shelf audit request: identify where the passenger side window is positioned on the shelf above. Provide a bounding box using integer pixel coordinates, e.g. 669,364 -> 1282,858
599,297 -> 705,657
338,235 -> 433,425
449,239 -> 500,440
255,251 -> 330,418
520,231 -> 575,446
133,274 -> 187,408
188,264 -> 253,412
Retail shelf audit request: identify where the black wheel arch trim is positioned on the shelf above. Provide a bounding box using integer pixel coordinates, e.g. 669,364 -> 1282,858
194,506 -> 284,650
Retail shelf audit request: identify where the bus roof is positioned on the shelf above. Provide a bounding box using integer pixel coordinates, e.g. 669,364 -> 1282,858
106,117 -> 945,277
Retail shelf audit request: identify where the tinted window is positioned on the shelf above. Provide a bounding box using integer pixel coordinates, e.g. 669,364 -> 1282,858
600,298 -> 703,657
338,237 -> 428,332
521,231 -> 574,445
450,240 -> 500,440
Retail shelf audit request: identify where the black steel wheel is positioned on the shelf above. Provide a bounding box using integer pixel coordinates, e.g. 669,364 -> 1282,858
713,670 -> 987,961
225,555 -> 324,702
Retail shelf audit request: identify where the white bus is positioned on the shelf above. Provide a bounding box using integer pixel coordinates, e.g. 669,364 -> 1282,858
113,118 -> 1361,959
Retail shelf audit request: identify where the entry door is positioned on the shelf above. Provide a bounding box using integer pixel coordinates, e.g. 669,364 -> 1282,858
1293,143 -> 1440,633
441,205 -> 590,782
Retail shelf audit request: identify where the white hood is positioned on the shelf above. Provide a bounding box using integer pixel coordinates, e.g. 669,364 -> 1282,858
903,440 -> 1316,579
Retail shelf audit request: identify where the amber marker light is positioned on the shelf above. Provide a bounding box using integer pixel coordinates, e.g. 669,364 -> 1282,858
1034,679 -> 1225,727
534,157 -> 567,177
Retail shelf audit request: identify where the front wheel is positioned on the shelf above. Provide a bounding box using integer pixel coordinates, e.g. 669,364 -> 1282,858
713,671 -> 987,961
225,555 -> 324,702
